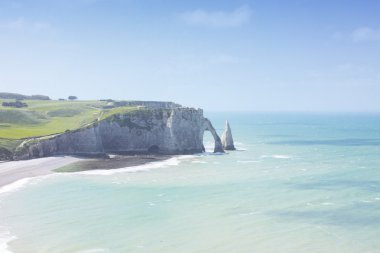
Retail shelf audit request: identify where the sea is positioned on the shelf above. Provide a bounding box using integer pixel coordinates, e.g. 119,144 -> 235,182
1,112 -> 380,253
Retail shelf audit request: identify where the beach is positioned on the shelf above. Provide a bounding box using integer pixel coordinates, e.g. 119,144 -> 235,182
0,155 -> 172,188
0,156 -> 82,188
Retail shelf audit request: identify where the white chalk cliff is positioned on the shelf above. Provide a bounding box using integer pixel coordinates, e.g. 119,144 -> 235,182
13,103 -> 225,160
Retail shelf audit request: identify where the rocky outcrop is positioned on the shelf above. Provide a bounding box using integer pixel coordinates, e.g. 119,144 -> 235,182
13,107 -> 225,160
0,147 -> 13,161
221,120 -> 235,150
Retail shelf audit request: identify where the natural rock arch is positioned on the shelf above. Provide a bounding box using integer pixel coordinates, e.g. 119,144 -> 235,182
202,118 -> 224,153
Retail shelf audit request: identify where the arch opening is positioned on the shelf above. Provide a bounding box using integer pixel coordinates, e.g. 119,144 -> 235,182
202,130 -> 215,153
202,118 -> 224,153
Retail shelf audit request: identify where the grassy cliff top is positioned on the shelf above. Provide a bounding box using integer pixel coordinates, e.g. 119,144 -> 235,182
0,99 -> 144,153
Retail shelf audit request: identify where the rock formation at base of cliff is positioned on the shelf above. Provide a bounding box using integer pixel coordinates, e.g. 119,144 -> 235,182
13,104 -> 225,160
221,120 -> 235,150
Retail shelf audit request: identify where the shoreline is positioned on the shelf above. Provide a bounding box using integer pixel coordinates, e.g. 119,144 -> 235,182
0,156 -> 82,188
0,155 -> 172,189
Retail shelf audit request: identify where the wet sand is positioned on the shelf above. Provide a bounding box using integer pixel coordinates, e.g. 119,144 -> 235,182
54,155 -> 173,173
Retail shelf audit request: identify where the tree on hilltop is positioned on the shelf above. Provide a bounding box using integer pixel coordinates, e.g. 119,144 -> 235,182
68,96 -> 78,100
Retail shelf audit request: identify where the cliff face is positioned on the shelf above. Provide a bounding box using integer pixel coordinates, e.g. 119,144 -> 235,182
14,107 -> 224,160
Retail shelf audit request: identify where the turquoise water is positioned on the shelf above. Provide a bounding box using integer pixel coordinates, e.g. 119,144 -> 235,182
1,112 -> 380,253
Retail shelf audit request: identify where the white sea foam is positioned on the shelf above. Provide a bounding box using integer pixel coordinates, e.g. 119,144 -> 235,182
0,178 -> 34,196
0,227 -> 16,253
191,160 -> 208,164
234,142 -> 247,151
196,152 -> 224,156
178,155 -> 197,160
273,155 -> 292,159
0,174 -> 56,202
306,201 -> 335,207
76,249 -> 111,253
0,173 -> 60,253
237,160 -> 259,164
261,155 -> 292,159
238,211 -> 260,216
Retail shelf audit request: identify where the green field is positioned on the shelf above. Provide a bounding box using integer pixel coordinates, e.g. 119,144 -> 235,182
0,99 -> 140,155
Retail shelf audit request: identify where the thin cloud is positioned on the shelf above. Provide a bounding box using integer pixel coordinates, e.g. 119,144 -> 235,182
0,18 -> 53,33
351,27 -> 380,42
156,53 -> 239,75
181,6 -> 252,28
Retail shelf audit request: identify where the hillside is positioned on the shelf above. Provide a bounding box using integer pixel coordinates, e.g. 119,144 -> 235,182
0,98 -> 143,158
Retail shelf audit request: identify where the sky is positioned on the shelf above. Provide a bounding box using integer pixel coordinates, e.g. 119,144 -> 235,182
0,0 -> 380,111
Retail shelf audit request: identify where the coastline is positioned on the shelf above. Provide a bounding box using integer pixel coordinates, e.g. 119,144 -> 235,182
0,155 -> 172,189
0,156 -> 82,188
0,154 -> 175,253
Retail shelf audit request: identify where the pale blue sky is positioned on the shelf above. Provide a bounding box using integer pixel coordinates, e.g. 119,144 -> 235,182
0,0 -> 379,111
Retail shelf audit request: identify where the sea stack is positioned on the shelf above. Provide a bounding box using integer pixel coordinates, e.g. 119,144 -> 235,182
221,120 -> 235,150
